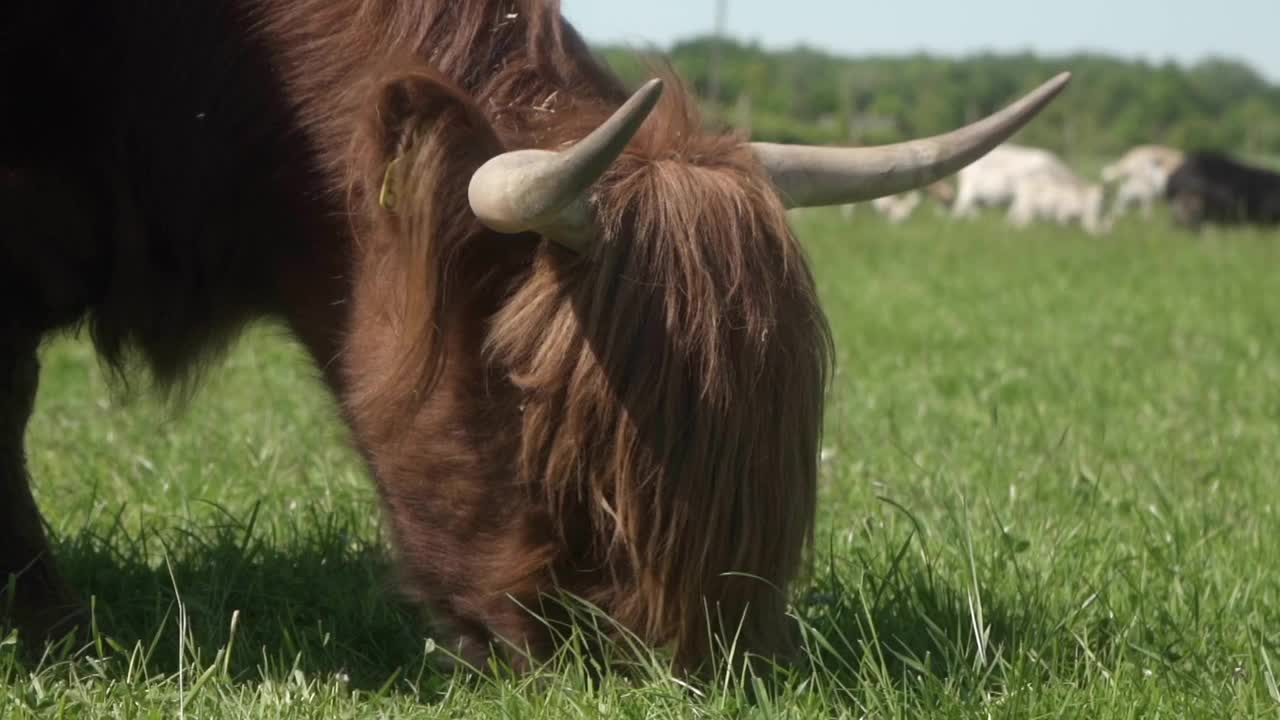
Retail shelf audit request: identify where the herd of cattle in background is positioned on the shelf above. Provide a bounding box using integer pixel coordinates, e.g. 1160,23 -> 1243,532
842,143 -> 1280,232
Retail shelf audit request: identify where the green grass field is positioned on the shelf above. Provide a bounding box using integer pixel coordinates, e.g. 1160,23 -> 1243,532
4,209 -> 1280,718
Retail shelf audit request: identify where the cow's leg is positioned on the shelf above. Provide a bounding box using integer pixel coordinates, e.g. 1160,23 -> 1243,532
951,183 -> 976,218
1171,193 -> 1204,230
1108,196 -> 1127,224
1007,193 -> 1033,228
0,336 -> 81,648
1140,195 -> 1154,219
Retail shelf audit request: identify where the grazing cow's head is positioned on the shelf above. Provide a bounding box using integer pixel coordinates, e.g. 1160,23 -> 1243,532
325,20 -> 1070,670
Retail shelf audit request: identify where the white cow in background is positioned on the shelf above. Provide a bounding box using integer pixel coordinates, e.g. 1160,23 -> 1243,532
1100,145 -> 1184,219
951,143 -> 1072,218
840,192 -> 921,223
871,191 -> 922,223
841,180 -> 955,224
1009,168 -> 1108,235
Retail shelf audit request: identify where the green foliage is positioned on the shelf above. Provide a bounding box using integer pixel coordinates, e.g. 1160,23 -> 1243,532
599,38 -> 1280,159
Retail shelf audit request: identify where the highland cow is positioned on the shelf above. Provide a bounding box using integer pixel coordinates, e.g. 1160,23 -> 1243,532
1101,144 -> 1184,220
0,0 -> 1068,671
1165,150 -> 1280,228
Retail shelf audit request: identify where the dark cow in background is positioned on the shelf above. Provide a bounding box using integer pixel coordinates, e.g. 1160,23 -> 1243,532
1165,151 -> 1280,228
0,0 -> 1068,672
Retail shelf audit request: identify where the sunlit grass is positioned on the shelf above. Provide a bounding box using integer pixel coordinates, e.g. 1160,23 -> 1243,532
4,207 -> 1280,717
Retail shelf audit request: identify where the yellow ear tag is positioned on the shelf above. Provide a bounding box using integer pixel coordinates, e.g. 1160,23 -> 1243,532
379,155 -> 404,210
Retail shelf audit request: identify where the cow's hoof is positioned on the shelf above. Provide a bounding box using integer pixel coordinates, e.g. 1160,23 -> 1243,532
3,584 -> 90,660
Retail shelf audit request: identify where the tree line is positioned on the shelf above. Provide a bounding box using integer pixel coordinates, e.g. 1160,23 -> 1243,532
597,36 -> 1280,160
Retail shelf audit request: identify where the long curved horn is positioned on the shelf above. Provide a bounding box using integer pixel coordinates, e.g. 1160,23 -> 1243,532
752,72 -> 1072,208
468,79 -> 665,252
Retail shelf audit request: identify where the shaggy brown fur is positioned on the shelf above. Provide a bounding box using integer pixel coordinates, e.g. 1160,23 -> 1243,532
1,0 -> 831,671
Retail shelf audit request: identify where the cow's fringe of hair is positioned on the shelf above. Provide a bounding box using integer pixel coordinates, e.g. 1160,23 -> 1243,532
485,103 -> 834,665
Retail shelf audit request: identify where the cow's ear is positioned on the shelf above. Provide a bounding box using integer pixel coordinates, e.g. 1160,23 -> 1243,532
355,68 -> 503,213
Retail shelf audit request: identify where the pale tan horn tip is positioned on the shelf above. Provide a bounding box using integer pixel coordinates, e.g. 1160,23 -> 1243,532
632,78 -> 665,109
1044,71 -> 1072,89
753,70 -> 1075,208
994,70 -> 1072,139
1034,71 -> 1073,106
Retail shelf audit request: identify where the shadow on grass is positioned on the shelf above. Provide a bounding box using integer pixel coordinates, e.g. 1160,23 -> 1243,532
15,504 -> 445,694
796,564 -> 1032,690
7,501 -> 1118,709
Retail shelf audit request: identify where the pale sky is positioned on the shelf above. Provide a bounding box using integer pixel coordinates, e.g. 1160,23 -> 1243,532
562,0 -> 1280,83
